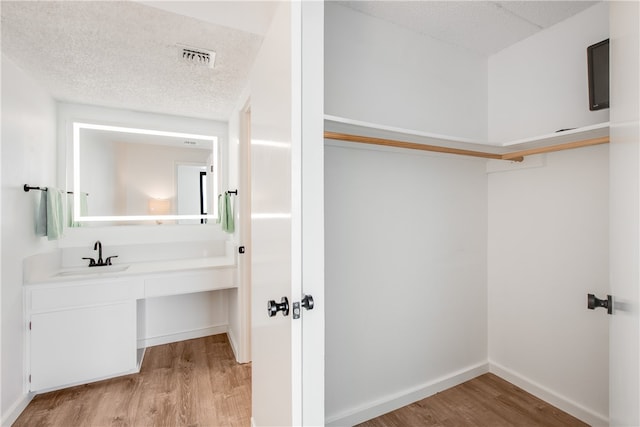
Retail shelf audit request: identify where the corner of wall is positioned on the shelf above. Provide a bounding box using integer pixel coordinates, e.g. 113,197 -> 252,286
226,327 -> 240,363
487,2 -> 610,142
0,393 -> 34,427
325,362 -> 490,427
489,361 -> 608,426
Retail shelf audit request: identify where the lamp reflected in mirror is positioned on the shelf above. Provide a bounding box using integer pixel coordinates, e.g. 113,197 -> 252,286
148,198 -> 171,224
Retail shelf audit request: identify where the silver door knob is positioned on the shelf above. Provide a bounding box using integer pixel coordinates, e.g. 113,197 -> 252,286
267,297 -> 289,317
301,294 -> 314,311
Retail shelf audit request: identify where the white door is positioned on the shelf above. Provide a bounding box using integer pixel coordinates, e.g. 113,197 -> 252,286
250,2 -> 324,426
609,2 -> 640,425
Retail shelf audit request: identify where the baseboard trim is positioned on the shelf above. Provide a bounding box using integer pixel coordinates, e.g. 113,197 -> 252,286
489,361 -> 608,427
138,324 -> 228,348
1,392 -> 34,427
227,328 -> 240,362
325,362 -> 489,427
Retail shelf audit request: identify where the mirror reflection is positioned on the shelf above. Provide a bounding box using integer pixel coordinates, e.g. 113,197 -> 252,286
74,123 -> 218,223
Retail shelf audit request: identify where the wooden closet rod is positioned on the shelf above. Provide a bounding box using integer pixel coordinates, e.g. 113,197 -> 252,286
324,131 -> 610,162
323,131 -> 507,161
501,136 -> 610,160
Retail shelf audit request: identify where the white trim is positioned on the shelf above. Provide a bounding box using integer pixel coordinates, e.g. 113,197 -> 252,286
226,327 -> 240,363
137,325 -> 227,348
325,361 -> 608,426
1,392 -> 34,427
325,362 -> 489,427
136,348 -> 146,371
489,361 -> 609,427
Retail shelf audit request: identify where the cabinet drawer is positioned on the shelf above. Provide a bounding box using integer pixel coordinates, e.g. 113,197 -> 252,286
145,268 -> 236,297
29,279 -> 144,312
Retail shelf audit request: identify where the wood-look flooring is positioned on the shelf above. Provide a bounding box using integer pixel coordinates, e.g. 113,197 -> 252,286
15,337 -> 587,427
357,373 -> 588,427
13,334 -> 251,427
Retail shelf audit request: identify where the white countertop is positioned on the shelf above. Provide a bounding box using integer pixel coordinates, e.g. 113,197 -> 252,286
25,255 -> 236,285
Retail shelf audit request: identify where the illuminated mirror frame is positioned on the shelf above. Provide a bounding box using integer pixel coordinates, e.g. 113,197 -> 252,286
73,122 -> 219,223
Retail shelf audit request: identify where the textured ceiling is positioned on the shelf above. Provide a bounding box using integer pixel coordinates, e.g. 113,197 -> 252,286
1,1 -> 599,123
339,1 -> 598,55
137,1 -> 278,36
1,1 -> 265,121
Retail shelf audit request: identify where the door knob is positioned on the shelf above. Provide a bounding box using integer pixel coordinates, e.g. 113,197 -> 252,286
292,295 -> 315,319
587,293 -> 612,315
268,297 -> 289,317
301,294 -> 314,311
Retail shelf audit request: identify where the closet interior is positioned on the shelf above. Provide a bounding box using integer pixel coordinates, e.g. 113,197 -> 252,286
323,2 -> 610,426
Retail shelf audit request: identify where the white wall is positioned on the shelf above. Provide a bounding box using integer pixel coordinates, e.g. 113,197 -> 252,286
487,146 -> 609,425
1,54 -> 58,424
485,4 -> 611,424
324,143 -> 488,425
324,3 -> 488,140
488,2 -> 609,143
139,291 -> 229,348
324,7 -> 489,425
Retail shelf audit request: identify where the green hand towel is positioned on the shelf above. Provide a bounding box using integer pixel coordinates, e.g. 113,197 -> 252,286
46,188 -> 64,240
216,193 -> 235,234
223,192 -> 234,233
35,191 -> 47,236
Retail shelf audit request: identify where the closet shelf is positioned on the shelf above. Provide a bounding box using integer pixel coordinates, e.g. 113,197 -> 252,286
324,115 -> 609,162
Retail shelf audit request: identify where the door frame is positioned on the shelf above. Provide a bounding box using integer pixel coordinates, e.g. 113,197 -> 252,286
608,1 -> 640,425
300,1 -> 325,424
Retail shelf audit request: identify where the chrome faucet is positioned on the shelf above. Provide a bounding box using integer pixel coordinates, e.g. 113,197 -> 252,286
82,240 -> 118,267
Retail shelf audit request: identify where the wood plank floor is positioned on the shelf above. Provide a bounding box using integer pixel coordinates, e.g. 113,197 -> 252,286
15,338 -> 588,427
13,334 -> 251,427
357,373 -> 588,427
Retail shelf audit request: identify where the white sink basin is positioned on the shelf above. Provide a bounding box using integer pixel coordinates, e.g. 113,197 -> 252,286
55,264 -> 130,277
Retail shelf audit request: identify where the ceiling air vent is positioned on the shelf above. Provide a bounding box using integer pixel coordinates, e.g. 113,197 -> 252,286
179,44 -> 216,69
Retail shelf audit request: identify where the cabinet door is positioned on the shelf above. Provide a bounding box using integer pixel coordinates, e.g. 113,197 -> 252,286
30,301 -> 137,391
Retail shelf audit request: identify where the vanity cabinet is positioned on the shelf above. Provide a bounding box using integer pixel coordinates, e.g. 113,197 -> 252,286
26,278 -> 143,392
24,261 -> 238,392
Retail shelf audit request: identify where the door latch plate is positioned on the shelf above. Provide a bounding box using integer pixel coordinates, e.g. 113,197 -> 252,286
292,302 -> 301,319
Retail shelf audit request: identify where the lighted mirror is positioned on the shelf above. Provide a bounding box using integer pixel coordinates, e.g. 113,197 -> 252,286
73,122 -> 219,224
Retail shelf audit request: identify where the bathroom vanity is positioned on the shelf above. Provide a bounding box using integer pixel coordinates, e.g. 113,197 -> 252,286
24,256 -> 236,392
19,105 -> 242,394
